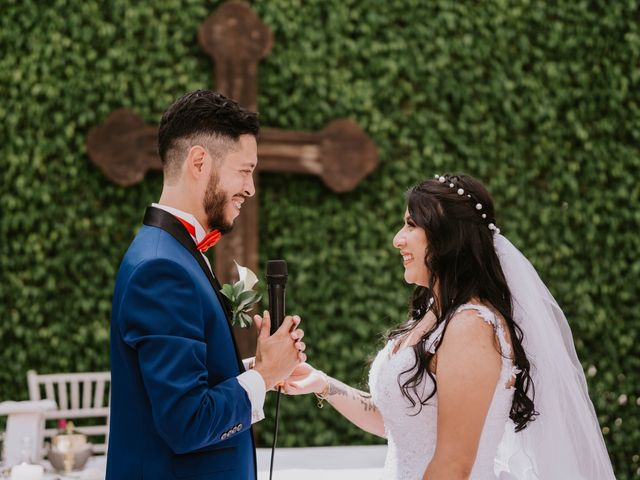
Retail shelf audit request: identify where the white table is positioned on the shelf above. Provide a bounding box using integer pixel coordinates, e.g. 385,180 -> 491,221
30,445 -> 386,479
257,445 -> 386,480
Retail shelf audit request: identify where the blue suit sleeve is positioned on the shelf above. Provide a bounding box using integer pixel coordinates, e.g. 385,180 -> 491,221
118,258 -> 251,454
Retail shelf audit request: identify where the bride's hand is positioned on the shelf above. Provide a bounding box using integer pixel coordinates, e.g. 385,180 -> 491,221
282,362 -> 327,396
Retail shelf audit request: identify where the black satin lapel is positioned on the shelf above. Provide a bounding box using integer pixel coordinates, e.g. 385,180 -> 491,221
142,206 -> 244,371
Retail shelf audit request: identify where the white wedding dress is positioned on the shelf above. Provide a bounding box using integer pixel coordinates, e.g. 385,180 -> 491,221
369,303 -> 518,480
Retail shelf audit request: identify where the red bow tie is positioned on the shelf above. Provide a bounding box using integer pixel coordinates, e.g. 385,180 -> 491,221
175,216 -> 221,253
196,230 -> 221,253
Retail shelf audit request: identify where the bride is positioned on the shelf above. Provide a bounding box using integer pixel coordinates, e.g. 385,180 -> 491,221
279,174 -> 616,479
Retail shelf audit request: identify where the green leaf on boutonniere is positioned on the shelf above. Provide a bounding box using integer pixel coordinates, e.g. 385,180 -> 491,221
221,283 -> 237,303
237,312 -> 253,328
236,290 -> 262,311
221,263 -> 262,328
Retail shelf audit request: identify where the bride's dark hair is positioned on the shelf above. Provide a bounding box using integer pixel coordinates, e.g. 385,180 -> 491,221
388,173 -> 537,432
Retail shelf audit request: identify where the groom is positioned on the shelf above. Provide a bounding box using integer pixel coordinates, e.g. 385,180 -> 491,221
107,90 -> 306,479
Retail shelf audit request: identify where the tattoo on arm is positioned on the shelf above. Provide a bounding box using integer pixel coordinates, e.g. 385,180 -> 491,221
328,379 -> 349,397
357,391 -> 377,412
328,379 -> 378,413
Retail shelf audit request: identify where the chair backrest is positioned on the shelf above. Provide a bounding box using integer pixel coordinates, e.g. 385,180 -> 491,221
27,370 -> 111,454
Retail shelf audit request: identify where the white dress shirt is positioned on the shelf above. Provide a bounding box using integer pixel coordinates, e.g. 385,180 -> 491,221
151,203 -> 265,423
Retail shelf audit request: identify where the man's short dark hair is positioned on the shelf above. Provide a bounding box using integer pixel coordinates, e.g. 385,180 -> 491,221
158,90 -> 259,180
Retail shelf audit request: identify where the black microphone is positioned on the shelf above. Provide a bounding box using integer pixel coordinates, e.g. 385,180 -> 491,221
266,260 -> 288,335
265,260 -> 288,480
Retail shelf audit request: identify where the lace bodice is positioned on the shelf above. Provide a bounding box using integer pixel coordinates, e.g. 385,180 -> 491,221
369,304 -> 517,480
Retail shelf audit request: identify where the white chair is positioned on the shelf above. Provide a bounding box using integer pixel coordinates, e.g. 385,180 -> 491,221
26,370 -> 111,455
0,400 -> 57,467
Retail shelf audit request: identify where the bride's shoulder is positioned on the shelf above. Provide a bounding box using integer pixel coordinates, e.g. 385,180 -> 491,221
438,304 -> 498,350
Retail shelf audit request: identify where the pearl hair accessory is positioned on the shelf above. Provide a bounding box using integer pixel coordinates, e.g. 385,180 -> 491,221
433,173 -> 500,234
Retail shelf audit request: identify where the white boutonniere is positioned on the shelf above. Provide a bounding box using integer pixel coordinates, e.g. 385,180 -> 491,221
221,261 -> 262,328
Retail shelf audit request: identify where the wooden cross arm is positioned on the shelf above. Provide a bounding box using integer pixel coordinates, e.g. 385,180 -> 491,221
258,118 -> 378,193
86,109 -> 160,187
86,111 -> 378,192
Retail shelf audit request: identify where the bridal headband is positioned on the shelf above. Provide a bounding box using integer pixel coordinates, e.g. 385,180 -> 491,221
433,174 -> 501,234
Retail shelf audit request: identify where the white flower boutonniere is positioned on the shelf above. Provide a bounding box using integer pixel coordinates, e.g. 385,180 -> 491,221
221,261 -> 262,328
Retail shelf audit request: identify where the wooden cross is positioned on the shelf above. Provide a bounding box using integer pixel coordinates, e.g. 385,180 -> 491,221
87,0 -> 378,356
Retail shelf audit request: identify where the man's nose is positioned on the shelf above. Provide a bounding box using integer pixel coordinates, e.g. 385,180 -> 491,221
244,175 -> 256,197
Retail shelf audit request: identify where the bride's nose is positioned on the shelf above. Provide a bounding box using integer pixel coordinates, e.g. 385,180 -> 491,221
393,231 -> 406,249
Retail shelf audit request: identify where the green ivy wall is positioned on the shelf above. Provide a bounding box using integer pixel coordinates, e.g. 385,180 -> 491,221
1,1 -> 638,477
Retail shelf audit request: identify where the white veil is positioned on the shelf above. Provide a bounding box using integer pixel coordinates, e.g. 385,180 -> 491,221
493,234 -> 616,480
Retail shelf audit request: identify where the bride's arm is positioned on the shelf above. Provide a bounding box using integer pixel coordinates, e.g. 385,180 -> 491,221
321,374 -> 386,438
422,310 -> 502,480
283,363 -> 386,438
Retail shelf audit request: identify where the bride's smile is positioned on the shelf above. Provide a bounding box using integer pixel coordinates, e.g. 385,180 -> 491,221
393,209 -> 429,287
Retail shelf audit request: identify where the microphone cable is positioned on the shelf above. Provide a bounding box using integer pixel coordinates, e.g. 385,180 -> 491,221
269,386 -> 282,480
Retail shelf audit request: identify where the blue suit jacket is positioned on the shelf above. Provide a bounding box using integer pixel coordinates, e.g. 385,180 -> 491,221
107,207 -> 256,480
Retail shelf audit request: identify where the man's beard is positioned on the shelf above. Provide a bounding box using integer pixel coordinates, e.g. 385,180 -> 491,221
203,171 -> 233,234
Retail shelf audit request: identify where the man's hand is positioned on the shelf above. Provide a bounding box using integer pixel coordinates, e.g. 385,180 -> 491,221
253,311 -> 306,390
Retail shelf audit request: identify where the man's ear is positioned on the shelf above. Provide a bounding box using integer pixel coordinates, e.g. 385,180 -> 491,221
184,145 -> 207,178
